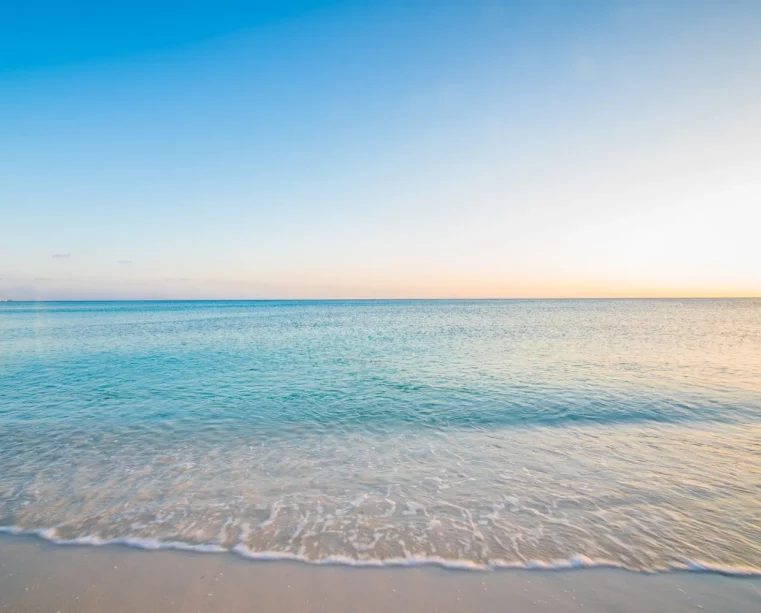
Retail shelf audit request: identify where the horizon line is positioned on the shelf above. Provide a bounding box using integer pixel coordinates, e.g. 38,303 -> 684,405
2,296 -> 759,303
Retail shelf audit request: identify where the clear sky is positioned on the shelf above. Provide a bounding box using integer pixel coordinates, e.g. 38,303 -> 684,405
2,1 -> 760,299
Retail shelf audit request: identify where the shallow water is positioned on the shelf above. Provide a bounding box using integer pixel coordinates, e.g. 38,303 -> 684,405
1,300 -> 760,572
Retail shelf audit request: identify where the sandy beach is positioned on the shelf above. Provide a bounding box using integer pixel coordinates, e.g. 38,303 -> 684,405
1,534 -> 759,613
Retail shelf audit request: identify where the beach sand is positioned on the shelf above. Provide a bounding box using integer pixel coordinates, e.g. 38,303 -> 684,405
1,535 -> 759,613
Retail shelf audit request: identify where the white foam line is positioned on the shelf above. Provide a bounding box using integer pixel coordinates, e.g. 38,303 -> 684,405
1,526 -> 759,576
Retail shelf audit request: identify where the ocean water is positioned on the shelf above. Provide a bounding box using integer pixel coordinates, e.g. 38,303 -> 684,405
1,299 -> 760,573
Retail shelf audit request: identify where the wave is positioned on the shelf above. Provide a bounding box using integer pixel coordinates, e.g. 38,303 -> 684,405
2,526 -> 759,577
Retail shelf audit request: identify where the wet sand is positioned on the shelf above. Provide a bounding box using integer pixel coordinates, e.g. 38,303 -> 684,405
1,535 -> 759,613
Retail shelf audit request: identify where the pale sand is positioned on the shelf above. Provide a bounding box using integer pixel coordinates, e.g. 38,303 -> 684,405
1,535 -> 759,613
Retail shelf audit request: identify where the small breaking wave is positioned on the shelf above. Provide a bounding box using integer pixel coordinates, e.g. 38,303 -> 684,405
2,526 -> 759,577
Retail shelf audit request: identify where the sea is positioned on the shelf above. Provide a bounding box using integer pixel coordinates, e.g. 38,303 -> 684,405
1,299 -> 760,573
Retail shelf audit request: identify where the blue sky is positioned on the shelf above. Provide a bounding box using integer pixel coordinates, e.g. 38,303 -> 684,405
2,1 -> 760,299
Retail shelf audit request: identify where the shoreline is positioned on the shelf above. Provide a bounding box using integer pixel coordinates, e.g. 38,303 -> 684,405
2,534 -> 760,613
0,526 -> 761,579
3,527 -> 761,576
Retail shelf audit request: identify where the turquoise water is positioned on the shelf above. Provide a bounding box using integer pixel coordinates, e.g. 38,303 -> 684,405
1,300 -> 760,571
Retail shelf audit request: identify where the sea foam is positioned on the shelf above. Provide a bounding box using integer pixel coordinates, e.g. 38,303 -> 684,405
2,526 -> 760,576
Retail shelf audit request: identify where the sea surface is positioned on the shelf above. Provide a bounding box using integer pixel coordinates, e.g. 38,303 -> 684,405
1,300 -> 760,573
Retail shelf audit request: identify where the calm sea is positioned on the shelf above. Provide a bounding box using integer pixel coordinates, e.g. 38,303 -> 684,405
1,300 -> 760,572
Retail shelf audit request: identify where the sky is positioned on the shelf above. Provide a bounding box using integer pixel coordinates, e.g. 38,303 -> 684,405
1,0 -> 760,299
